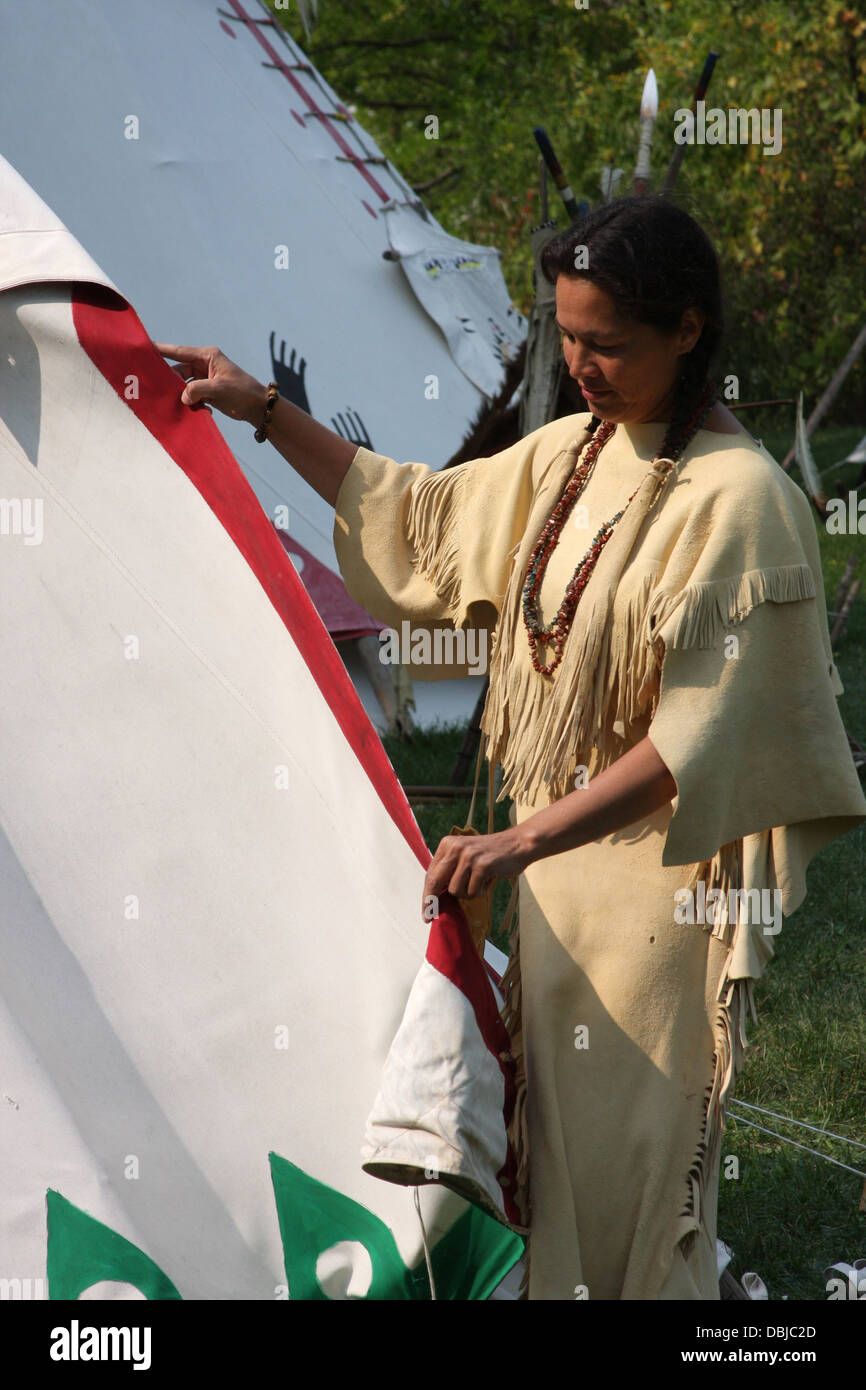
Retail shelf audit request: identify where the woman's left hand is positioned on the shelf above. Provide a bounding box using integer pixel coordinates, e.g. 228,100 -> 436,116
422,825 -> 535,920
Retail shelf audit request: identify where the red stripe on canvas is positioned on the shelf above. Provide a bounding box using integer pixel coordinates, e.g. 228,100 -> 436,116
425,897 -> 524,1225
70,282 -> 429,868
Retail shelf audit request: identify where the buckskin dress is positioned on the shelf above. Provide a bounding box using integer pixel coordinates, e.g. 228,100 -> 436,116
332,410 -> 866,1300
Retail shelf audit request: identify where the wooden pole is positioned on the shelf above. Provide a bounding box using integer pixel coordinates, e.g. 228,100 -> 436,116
832,553 -> 858,617
661,51 -> 719,197
448,679 -> 489,786
830,577 -> 860,646
781,321 -> 866,471
533,127 -> 582,224
355,633 -> 415,739
404,785 -> 485,801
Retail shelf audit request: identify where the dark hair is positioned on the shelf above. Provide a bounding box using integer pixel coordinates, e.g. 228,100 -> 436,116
539,194 -> 725,456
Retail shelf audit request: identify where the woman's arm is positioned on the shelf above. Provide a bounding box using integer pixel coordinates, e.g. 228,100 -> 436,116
423,734 -> 677,909
153,340 -> 679,908
152,343 -> 356,506
256,391 -> 357,508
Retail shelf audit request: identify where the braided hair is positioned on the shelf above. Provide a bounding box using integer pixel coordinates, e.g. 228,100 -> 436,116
539,193 -> 726,463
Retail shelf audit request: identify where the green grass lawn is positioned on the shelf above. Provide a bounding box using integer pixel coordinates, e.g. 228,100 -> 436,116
382,416 -> 866,1301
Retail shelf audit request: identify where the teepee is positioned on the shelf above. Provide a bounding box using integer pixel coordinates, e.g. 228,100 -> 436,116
0,151 -> 524,1300
0,0 -> 524,622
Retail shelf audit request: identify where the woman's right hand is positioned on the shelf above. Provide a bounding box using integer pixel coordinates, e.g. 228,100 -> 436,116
152,342 -> 267,425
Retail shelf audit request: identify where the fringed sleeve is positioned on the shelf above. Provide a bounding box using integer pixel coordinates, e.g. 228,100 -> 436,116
332,418 -> 584,677
645,445 -> 866,918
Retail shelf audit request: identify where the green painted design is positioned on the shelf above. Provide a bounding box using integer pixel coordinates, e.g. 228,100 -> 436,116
46,1189 -> 181,1301
424,1203 -> 525,1301
43,1160 -> 524,1301
269,1153 -> 414,1299
269,1153 -> 525,1300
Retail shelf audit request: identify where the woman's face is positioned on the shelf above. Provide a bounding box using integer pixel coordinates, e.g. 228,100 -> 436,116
555,275 -> 704,426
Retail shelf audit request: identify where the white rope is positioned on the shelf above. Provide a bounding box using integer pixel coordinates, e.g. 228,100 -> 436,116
730,1098 -> 866,1152
728,1113 -> 866,1179
412,1187 -> 437,1300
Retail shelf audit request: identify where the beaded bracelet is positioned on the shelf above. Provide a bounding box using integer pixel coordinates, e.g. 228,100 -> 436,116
254,382 -> 279,442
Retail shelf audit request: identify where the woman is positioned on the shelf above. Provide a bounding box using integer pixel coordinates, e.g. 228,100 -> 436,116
155,195 -> 866,1300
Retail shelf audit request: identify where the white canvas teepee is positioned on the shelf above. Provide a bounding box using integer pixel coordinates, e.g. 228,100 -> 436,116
0,0 -> 525,625
0,152 -> 525,1300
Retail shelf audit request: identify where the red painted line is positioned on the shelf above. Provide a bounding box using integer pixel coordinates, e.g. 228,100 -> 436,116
425,896 -> 525,1228
224,0 -> 391,204
71,282 -> 430,870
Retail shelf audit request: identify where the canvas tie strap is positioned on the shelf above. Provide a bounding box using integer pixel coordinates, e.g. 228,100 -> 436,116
463,725 -> 488,833
412,1188 -> 437,1300
447,730 -> 498,955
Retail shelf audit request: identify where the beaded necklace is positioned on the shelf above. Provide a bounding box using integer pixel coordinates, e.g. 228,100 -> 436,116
522,381 -> 718,676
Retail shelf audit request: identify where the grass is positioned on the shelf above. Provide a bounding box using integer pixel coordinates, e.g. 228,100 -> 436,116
382,416 -> 866,1301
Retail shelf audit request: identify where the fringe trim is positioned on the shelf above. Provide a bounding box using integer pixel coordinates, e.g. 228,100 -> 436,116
675,842 -> 757,1258
484,558 -> 817,809
677,976 -> 754,1260
403,427 -> 816,816
479,447 -> 677,808
485,563 -> 666,806
405,461 -> 468,621
646,564 -> 816,653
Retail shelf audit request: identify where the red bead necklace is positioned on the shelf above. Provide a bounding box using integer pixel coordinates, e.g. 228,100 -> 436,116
522,383 -> 718,676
